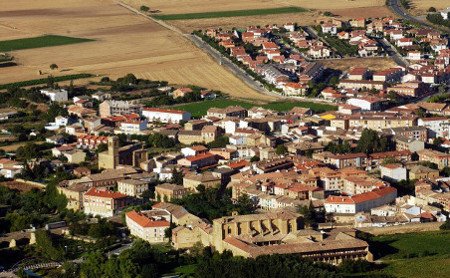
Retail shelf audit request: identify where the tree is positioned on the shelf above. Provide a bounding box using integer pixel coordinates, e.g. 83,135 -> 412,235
433,137 -> 444,146
50,63 -> 58,70
297,203 -> 317,228
275,144 -> 288,155
96,143 -> 108,153
208,136 -> 229,148
356,128 -> 393,154
164,222 -> 177,239
35,230 -> 64,261
440,219 -> 450,230
140,5 -> 150,12
440,166 -> 450,177
250,155 -> 260,162
234,194 -> 256,215
171,168 -> 183,185
428,7 -> 437,12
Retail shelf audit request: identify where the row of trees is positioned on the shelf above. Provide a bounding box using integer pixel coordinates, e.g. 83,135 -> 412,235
325,129 -> 395,155
427,13 -> 450,28
49,239 -> 382,278
173,186 -> 256,221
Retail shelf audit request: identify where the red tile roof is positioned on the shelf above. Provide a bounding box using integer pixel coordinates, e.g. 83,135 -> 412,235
326,187 -> 397,204
126,210 -> 170,228
84,188 -> 128,199
186,152 -> 216,162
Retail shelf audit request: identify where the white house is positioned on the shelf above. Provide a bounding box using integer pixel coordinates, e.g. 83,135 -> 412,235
321,23 -> 337,35
125,210 -> 170,243
324,187 -> 397,214
119,119 -> 148,135
181,145 -> 208,157
380,164 -> 407,182
440,7 -> 450,20
40,88 -> 68,102
418,117 -> 450,138
142,108 -> 191,123
407,51 -> 421,61
346,97 -> 383,111
283,23 -> 295,32
396,38 -> 413,47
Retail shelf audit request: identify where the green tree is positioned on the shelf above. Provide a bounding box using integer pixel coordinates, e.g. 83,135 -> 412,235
250,155 -> 260,162
297,203 -> 317,228
140,5 -> 150,12
35,230 -> 64,261
171,168 -> 184,185
50,63 -> 58,70
96,143 -> 108,153
275,144 -> 288,155
440,219 -> 450,230
208,135 -> 229,148
356,128 -> 393,154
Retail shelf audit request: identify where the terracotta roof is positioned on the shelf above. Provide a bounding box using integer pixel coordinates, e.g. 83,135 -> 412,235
84,188 -> 128,199
185,152 -> 216,162
126,211 -> 170,228
326,187 -> 396,204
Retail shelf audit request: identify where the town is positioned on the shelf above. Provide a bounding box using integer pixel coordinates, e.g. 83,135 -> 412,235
0,1 -> 450,278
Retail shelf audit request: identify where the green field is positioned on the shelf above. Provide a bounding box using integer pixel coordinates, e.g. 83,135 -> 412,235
0,35 -> 93,52
174,99 -> 336,117
0,74 -> 94,90
152,7 -> 307,20
365,231 -> 450,278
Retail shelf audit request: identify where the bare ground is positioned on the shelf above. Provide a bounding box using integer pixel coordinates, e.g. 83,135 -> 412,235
0,0 -> 274,101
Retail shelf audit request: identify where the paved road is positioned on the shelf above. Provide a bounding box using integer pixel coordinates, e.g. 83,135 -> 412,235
115,1 -> 281,99
387,0 -> 449,33
377,37 -> 409,68
188,34 -> 279,97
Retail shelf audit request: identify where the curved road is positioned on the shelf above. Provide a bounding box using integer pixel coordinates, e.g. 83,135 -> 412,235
387,0 -> 449,33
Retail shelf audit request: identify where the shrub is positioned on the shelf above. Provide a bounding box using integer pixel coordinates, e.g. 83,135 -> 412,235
140,5 -> 150,12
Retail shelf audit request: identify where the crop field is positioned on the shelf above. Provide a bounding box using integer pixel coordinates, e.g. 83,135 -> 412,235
0,0 -> 270,101
0,35 -> 93,52
321,57 -> 398,71
175,99 -> 337,117
153,7 -> 307,20
364,231 -> 450,278
126,0 -> 393,32
410,0 -> 449,15
0,74 -> 93,90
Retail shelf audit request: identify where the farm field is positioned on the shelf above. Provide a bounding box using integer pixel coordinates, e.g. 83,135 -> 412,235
126,0 -> 394,32
410,0 -> 448,15
0,74 -> 93,90
175,99 -> 337,118
0,35 -> 93,52
321,57 -> 398,71
365,231 -> 450,278
153,7 -> 307,20
0,0 -> 271,101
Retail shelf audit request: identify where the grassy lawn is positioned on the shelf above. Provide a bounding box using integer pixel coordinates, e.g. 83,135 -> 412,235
0,73 -> 94,90
363,231 -> 450,278
153,7 -> 307,20
174,99 -> 336,118
0,35 -> 93,52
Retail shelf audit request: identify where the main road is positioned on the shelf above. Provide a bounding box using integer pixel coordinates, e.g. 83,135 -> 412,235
387,0 -> 449,33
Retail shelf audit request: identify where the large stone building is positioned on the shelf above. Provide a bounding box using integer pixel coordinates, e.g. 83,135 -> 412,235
83,188 -> 130,218
171,210 -> 372,264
